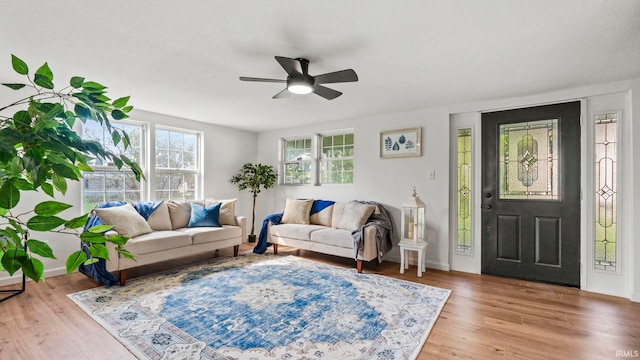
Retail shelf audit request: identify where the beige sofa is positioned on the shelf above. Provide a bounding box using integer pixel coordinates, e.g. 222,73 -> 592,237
267,200 -> 391,273
97,199 -> 246,285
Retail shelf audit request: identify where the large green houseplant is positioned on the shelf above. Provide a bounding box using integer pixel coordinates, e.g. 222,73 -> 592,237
0,54 -> 143,283
229,163 -> 277,243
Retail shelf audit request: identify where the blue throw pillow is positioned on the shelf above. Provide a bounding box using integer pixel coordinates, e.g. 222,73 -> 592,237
188,203 -> 222,227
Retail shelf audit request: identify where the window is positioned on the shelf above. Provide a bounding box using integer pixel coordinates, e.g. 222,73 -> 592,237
593,112 -> 619,272
456,128 -> 473,254
82,121 -> 144,210
320,133 -> 354,184
155,128 -> 200,201
282,138 -> 312,184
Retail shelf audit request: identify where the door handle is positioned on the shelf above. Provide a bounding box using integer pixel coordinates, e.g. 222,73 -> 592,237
484,204 -> 492,210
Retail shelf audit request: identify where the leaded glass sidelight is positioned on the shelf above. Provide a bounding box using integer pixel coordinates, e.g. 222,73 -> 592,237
499,119 -> 559,200
456,128 -> 472,254
594,113 -> 618,271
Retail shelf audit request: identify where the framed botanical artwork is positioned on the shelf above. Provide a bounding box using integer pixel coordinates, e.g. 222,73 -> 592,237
380,127 -> 422,158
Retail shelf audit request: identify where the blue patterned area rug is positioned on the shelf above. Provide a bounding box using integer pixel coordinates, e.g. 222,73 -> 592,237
68,254 -> 450,359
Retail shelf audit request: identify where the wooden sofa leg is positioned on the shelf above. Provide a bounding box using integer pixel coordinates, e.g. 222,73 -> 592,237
233,245 -> 239,257
273,244 -> 278,255
119,269 -> 127,286
357,260 -> 363,273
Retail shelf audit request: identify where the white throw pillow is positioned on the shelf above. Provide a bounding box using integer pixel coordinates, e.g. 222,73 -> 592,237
336,201 -> 376,231
281,198 -> 314,224
94,203 -> 153,238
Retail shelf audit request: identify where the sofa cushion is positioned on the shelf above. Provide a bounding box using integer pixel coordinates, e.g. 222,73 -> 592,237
270,223 -> 326,241
336,201 -> 376,231
124,230 -> 192,255
310,204 -> 334,227
281,198 -> 314,224
167,200 -> 205,229
176,226 -> 243,245
205,198 -> 237,225
94,203 -> 153,238
147,202 -> 172,231
188,203 -> 222,227
310,228 -> 354,248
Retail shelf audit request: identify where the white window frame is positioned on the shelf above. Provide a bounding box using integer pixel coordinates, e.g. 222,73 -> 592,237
80,119 -> 147,212
281,136 -> 314,185
319,131 -> 354,185
154,126 -> 202,201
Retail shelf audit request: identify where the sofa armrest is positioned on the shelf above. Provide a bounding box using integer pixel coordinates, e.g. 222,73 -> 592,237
104,230 -> 120,272
235,215 -> 247,243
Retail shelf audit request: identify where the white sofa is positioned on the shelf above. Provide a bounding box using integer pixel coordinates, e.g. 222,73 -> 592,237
99,199 -> 246,285
267,200 -> 392,272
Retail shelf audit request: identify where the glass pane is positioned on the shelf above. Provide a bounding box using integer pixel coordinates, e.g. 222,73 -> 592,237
105,172 -> 124,191
183,151 -> 196,169
84,192 -> 104,210
499,119 -> 558,200
345,133 -> 354,145
456,128 -> 472,254
169,131 -> 183,151
84,173 -> 104,192
334,135 -> 344,146
168,150 -> 183,168
156,173 -> 170,190
184,134 -> 196,152
156,129 -> 169,149
594,113 -> 617,271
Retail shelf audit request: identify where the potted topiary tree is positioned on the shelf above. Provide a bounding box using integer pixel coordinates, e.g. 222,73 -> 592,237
0,54 -> 143,296
229,163 -> 277,243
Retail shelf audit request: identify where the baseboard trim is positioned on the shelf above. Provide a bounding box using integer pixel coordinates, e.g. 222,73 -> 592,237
631,291 -> 640,303
426,261 -> 450,271
0,266 -> 69,287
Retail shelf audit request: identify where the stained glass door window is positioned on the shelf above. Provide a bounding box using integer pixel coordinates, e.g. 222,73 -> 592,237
499,119 -> 559,200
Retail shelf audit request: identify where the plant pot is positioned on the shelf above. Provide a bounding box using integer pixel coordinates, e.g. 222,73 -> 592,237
248,234 -> 257,243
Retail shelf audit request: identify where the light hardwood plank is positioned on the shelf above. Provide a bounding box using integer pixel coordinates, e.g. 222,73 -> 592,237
0,245 -> 638,360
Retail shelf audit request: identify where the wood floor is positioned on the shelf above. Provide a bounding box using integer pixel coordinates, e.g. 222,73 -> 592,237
1,244 -> 638,359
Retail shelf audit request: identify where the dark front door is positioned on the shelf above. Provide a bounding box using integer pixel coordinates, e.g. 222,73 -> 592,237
481,102 -> 581,287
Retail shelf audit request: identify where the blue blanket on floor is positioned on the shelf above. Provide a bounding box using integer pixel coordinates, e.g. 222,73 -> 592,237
253,200 -> 335,254
79,201 -> 163,286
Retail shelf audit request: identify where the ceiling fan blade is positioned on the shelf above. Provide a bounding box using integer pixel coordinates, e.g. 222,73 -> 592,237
275,56 -> 302,75
314,69 -> 358,84
313,85 -> 342,100
239,77 -> 286,83
272,88 -> 292,99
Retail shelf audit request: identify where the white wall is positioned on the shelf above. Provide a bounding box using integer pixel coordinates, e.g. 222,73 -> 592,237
256,107 -> 452,269
0,109 -> 257,286
256,78 -> 639,301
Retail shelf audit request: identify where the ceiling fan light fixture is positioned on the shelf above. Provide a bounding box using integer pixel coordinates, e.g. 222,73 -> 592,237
287,78 -> 314,94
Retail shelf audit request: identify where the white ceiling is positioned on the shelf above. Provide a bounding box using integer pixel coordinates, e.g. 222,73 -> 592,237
2,1 -> 640,132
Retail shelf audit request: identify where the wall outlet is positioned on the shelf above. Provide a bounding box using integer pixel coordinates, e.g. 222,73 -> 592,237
428,169 -> 436,180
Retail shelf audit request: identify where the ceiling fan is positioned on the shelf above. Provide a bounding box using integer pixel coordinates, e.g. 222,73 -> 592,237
239,56 -> 358,100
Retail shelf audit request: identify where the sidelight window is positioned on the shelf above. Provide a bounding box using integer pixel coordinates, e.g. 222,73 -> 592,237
456,128 -> 473,254
593,112 -> 618,272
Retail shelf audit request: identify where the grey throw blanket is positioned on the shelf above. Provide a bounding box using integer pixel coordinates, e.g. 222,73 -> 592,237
352,201 -> 394,262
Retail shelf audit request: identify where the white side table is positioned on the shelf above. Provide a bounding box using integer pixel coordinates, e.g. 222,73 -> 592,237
399,240 -> 428,277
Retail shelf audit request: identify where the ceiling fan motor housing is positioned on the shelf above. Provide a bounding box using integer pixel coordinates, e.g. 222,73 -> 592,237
287,74 -> 315,94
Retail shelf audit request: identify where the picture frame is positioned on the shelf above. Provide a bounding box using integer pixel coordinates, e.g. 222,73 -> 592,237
380,127 -> 422,158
